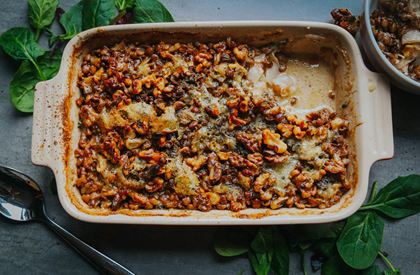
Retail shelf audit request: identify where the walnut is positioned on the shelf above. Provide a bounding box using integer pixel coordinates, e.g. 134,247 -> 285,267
173,101 -> 186,110
324,160 -> 346,174
236,132 -> 260,152
228,152 -> 245,167
233,46 -> 248,61
263,150 -> 288,164
205,104 -> 220,118
186,155 -> 208,171
145,177 -> 164,192
264,106 -> 285,121
254,173 -> 270,192
242,160 -> 260,176
238,172 -> 251,189
293,126 -> 306,139
138,149 -> 165,164
238,96 -> 251,113
206,192 -> 221,205
262,129 -> 287,154
276,123 -> 294,138
217,151 -> 230,161
208,153 -> 222,183
247,152 -> 263,165
228,109 -> 248,130
270,197 -> 287,209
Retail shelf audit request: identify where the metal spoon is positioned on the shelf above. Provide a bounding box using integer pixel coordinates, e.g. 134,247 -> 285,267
0,165 -> 135,275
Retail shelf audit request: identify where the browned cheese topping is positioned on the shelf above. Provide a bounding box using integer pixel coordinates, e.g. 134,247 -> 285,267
75,39 -> 351,212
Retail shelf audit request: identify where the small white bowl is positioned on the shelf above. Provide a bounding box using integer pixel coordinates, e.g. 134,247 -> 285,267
360,0 -> 420,93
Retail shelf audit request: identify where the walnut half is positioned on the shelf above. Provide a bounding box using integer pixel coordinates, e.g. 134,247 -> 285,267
262,129 -> 287,154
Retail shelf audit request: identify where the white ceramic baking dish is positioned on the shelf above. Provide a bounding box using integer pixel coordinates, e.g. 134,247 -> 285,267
31,21 -> 393,225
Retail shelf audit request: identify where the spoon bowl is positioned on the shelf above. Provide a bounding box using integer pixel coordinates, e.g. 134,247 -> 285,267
0,165 -> 134,275
0,166 -> 44,222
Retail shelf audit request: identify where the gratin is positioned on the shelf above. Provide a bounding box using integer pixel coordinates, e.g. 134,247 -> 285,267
75,39 -> 351,212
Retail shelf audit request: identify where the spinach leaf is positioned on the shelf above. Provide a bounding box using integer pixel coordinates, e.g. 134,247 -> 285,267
337,211 -> 384,269
321,253 -> 357,275
9,60 -> 40,113
28,0 -> 59,35
82,0 -> 118,29
9,51 -> 61,112
361,265 -> 382,275
115,0 -> 134,11
0,27 -> 45,61
133,0 -> 174,23
361,175 -> 420,219
271,229 -> 289,275
284,222 -> 344,257
58,0 -> 84,40
248,227 -> 274,275
214,228 -> 251,257
367,181 -> 379,204
37,50 -> 61,78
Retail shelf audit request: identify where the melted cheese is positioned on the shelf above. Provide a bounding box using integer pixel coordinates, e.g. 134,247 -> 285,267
99,102 -> 156,129
297,139 -> 323,161
171,158 -> 200,195
151,106 -> 178,133
268,158 -> 298,194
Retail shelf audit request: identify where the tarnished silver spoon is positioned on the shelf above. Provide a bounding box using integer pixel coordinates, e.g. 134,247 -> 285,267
0,165 -> 135,275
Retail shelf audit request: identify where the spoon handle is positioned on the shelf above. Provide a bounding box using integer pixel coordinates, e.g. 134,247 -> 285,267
42,217 -> 135,275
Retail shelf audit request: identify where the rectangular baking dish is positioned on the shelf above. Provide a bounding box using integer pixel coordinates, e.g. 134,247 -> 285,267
31,21 -> 393,225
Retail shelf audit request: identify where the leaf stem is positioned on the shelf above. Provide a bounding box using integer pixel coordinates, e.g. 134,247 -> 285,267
35,28 -> 42,41
378,251 -> 398,273
29,57 -> 45,80
299,251 -> 308,275
359,204 -> 375,211
111,10 -> 127,25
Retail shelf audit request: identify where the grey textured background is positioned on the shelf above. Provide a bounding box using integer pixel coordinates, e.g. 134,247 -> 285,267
0,0 -> 419,274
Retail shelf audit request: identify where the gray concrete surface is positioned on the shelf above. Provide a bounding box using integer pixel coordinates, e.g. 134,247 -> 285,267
0,0 -> 419,274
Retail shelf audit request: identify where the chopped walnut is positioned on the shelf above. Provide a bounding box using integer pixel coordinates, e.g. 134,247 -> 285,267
186,155 -> 208,171
262,129 -> 287,154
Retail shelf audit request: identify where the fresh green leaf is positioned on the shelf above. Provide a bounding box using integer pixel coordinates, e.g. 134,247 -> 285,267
58,0 -> 84,40
337,211 -> 384,269
313,240 -> 336,258
321,253 -> 357,275
361,265 -> 382,275
384,269 -> 400,275
28,0 -> 59,32
284,222 -> 344,255
9,51 -> 61,112
361,175 -> 420,219
272,229 -> 289,275
133,0 -> 174,23
0,27 -> 45,61
368,181 -> 379,204
115,0 -> 134,11
248,227 -> 274,275
82,0 -> 118,29
214,228 -> 251,257
9,60 -> 40,113
37,50 -> 62,78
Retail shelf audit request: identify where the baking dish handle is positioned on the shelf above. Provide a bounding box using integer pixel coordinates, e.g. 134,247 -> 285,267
363,68 -> 394,163
31,76 -> 66,169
